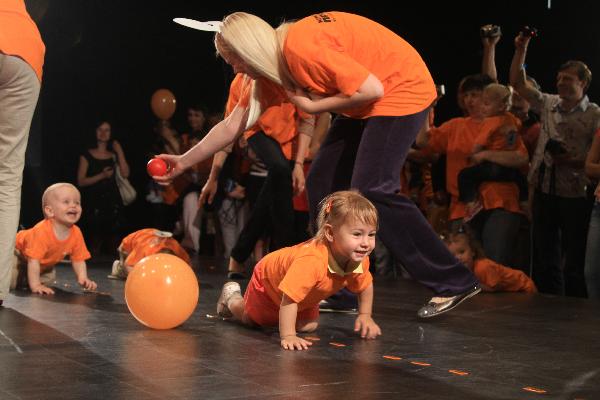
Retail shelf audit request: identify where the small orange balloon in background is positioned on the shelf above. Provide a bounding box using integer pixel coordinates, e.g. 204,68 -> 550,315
150,88 -> 176,120
125,253 -> 199,330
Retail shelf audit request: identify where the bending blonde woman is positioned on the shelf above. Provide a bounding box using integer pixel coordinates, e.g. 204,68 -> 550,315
156,11 -> 480,318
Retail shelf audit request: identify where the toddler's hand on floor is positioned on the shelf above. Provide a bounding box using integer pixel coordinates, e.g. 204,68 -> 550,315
31,283 -> 54,295
354,315 -> 382,339
78,277 -> 97,291
280,335 -> 313,351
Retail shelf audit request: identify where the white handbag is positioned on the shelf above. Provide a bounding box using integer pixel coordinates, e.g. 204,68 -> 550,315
113,156 -> 136,206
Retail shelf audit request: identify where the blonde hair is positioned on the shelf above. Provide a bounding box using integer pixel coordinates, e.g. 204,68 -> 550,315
315,190 -> 378,242
483,83 -> 513,112
41,183 -> 79,217
215,12 -> 298,128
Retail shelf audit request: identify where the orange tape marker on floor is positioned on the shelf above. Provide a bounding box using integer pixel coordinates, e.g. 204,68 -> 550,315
383,355 -> 402,360
410,361 -> 431,366
448,369 -> 469,376
522,387 -> 547,394
329,342 -> 346,347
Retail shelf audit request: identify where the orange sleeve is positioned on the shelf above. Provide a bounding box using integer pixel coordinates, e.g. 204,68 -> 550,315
16,226 -> 49,261
473,259 -> 502,291
225,74 -> 251,116
475,258 -> 537,293
69,226 -> 91,262
427,121 -> 453,154
278,256 -> 324,303
287,45 -> 370,97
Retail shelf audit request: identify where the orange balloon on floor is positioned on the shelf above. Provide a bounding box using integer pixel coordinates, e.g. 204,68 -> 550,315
125,253 -> 199,329
150,88 -> 176,120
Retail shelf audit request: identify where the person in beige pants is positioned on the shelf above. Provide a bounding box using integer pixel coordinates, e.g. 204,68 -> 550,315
0,0 -> 45,306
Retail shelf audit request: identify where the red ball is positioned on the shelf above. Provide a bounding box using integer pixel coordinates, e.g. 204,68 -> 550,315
147,158 -> 168,176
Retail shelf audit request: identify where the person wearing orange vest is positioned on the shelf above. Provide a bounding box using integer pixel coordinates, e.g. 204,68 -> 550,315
0,0 -> 46,306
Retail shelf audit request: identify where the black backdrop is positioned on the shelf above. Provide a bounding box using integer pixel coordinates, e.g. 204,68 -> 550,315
19,0 -> 600,227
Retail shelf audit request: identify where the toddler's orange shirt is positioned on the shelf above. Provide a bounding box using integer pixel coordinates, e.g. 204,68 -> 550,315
473,258 -> 537,293
15,219 -> 90,270
427,117 -> 528,220
258,239 -> 372,311
120,228 -> 190,267
475,112 -> 522,151
284,11 -> 436,118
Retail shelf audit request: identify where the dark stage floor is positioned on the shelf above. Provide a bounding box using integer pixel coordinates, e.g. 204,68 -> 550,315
1,255 -> 599,400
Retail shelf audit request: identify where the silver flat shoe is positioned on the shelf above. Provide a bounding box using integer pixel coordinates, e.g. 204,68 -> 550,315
417,285 -> 481,318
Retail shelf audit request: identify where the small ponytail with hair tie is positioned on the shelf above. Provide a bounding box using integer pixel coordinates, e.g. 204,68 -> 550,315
324,200 -> 332,215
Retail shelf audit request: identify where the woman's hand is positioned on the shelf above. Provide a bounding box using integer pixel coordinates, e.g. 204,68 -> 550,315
199,179 -> 218,205
152,154 -> 186,185
102,166 -> 114,179
228,184 -> 246,200
286,88 -> 317,114
292,163 -> 305,196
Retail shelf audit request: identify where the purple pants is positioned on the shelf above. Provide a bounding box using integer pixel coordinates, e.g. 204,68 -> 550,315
306,112 -> 478,296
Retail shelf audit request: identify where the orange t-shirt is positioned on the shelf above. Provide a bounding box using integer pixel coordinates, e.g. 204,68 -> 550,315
120,228 -> 190,267
15,219 -> 91,270
473,258 -> 537,293
258,239 -> 372,311
0,0 -> 45,81
284,12 -> 436,119
226,73 -> 306,160
427,117 -> 528,220
475,112 -> 522,151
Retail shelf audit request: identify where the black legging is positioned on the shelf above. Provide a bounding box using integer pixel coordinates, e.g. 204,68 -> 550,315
230,132 -> 295,263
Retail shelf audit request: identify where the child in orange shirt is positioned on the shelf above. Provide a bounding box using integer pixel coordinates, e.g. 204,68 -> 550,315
216,190 -> 381,350
108,228 -> 191,279
446,230 -> 537,293
458,84 -> 529,220
11,183 -> 97,295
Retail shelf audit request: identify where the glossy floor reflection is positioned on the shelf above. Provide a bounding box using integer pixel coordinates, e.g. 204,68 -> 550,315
1,255 -> 599,400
